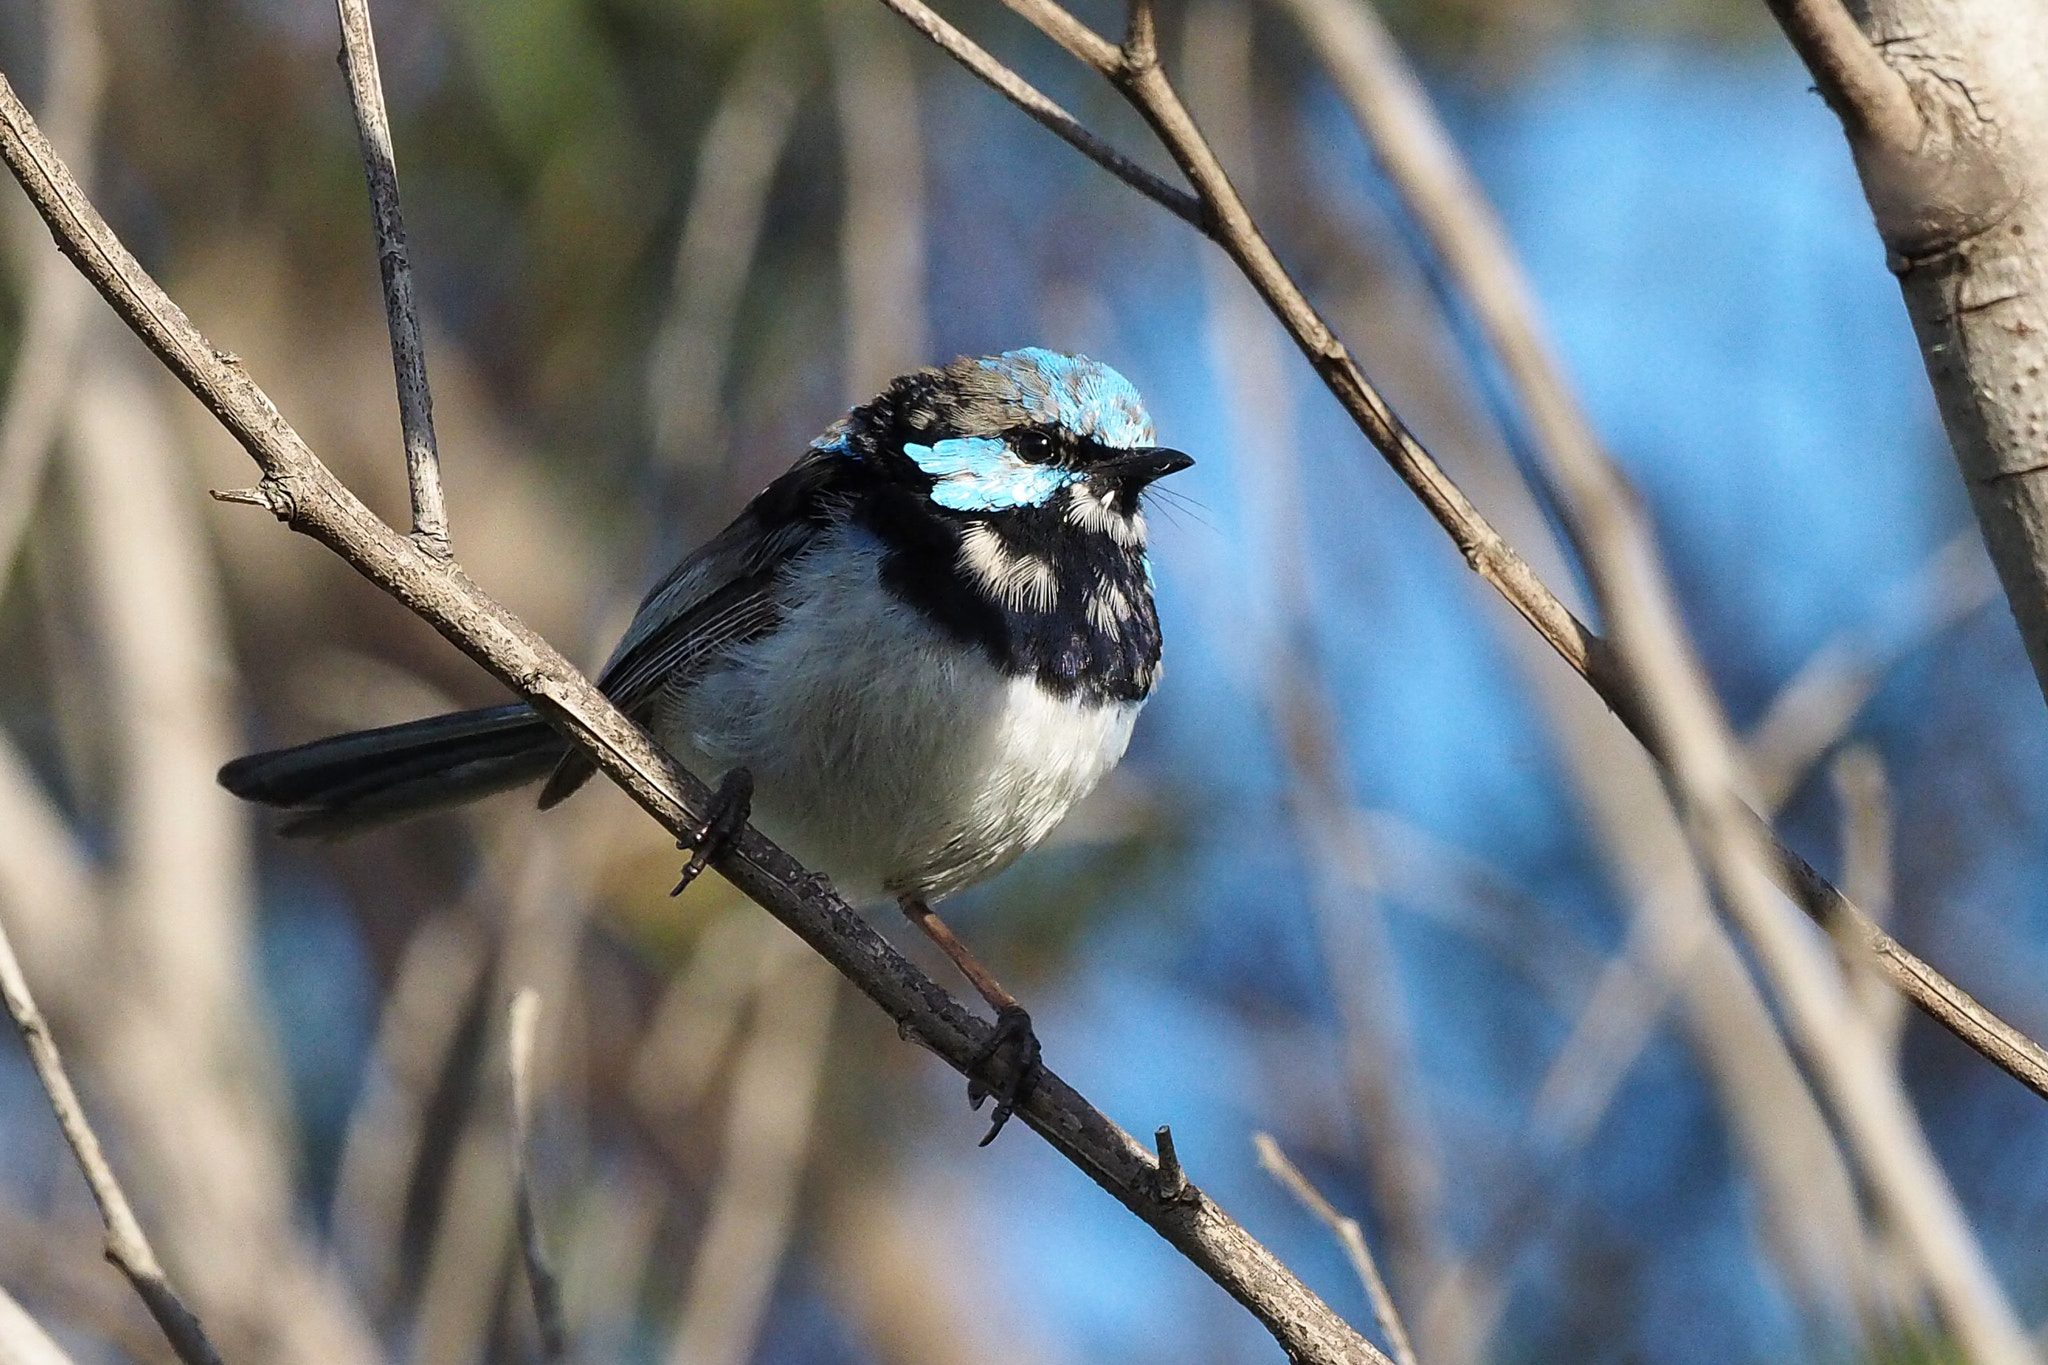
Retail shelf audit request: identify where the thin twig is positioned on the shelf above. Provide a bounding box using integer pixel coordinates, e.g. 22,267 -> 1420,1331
0,910 -> 226,1365
509,989 -> 569,1362
334,0 -> 449,557
0,76 -> 1387,1365
872,0 -> 1202,227
829,0 -> 929,397
878,0 -> 2048,1113
1761,0 -> 1921,150
1255,1134 -> 1420,1365
329,910 -> 491,1319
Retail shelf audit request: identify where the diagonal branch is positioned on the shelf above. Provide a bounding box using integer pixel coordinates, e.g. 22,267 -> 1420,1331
335,0 -> 449,557
874,0 -> 1202,227
0,70 -> 1387,1365
879,0 -> 2048,1112
1257,1134 -> 1422,1365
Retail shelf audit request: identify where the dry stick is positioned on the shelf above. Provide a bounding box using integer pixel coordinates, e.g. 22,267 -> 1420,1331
1268,4 -> 2028,1357
0,913 -> 226,1365
871,0 -> 2048,1109
1470,556 -> 1976,1337
0,76 -> 1386,1365
508,989 -> 569,1363
334,0 -> 448,558
1255,1134 -> 1421,1365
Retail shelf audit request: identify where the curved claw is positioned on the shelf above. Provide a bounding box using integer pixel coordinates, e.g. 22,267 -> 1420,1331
671,767 -> 754,896
967,1003 -> 1042,1145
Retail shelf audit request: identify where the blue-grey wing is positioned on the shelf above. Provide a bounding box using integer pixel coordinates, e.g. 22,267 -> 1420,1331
594,513 -> 819,712
536,447 -> 853,807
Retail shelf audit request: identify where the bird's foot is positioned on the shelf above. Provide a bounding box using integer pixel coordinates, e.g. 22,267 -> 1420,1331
966,1003 -> 1042,1146
670,767 -> 754,896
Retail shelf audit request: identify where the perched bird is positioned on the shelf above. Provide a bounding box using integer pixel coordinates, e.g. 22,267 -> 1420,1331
219,347 -> 1190,1139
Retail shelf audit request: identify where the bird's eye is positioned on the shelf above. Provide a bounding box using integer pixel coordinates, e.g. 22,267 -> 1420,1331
1012,429 -> 1055,462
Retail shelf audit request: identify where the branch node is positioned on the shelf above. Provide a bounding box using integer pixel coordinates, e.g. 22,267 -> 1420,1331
1155,1124 -> 1192,1202
1120,0 -> 1159,76
209,481 -> 291,520
410,525 -> 454,561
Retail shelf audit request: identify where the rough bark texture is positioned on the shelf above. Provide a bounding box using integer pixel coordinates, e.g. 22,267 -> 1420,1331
1812,2 -> 2048,702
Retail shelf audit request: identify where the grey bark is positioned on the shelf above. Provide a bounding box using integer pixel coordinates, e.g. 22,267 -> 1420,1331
1775,0 -> 2048,705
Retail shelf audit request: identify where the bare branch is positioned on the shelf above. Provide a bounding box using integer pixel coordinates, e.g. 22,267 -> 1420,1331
888,0 -> 2048,1109
829,0 -> 929,396
1745,531 -> 1994,808
1762,0 -> 1921,151
1255,1134 -> 1420,1365
334,0 -> 449,557
871,0 -> 1202,227
329,909 -> 490,1318
1179,9 -> 1466,1351
0,72 -> 1386,1365
998,0 -> 1120,73
0,910 -> 226,1365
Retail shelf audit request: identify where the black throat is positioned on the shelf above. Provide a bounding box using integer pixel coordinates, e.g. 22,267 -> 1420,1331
859,487 -> 1162,703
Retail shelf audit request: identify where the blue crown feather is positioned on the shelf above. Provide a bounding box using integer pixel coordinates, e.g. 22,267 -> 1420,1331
975,348 -> 1154,450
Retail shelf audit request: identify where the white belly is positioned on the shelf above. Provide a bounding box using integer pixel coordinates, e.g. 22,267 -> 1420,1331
654,527 -> 1141,902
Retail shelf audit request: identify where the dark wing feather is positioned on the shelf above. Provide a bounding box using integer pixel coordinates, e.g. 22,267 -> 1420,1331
536,449 -> 852,808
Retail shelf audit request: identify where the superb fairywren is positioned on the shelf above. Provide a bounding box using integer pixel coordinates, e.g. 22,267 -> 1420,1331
220,347 -> 1191,1138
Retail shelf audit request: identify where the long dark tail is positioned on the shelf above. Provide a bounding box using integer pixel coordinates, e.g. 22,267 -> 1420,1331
218,704 -> 569,837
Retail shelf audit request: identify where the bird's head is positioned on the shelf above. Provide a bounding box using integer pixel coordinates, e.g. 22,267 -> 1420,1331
825,348 -> 1191,543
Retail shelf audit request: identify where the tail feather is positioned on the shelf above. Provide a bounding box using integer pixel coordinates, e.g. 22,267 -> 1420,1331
218,704 -> 567,837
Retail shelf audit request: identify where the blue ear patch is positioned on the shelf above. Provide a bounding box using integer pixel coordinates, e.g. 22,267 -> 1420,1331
907,437 -> 1075,511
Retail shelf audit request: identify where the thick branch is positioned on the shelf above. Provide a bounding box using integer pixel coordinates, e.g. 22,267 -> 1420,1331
1766,2 -> 2048,718
0,70 -> 1386,1365
335,0 -> 449,557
